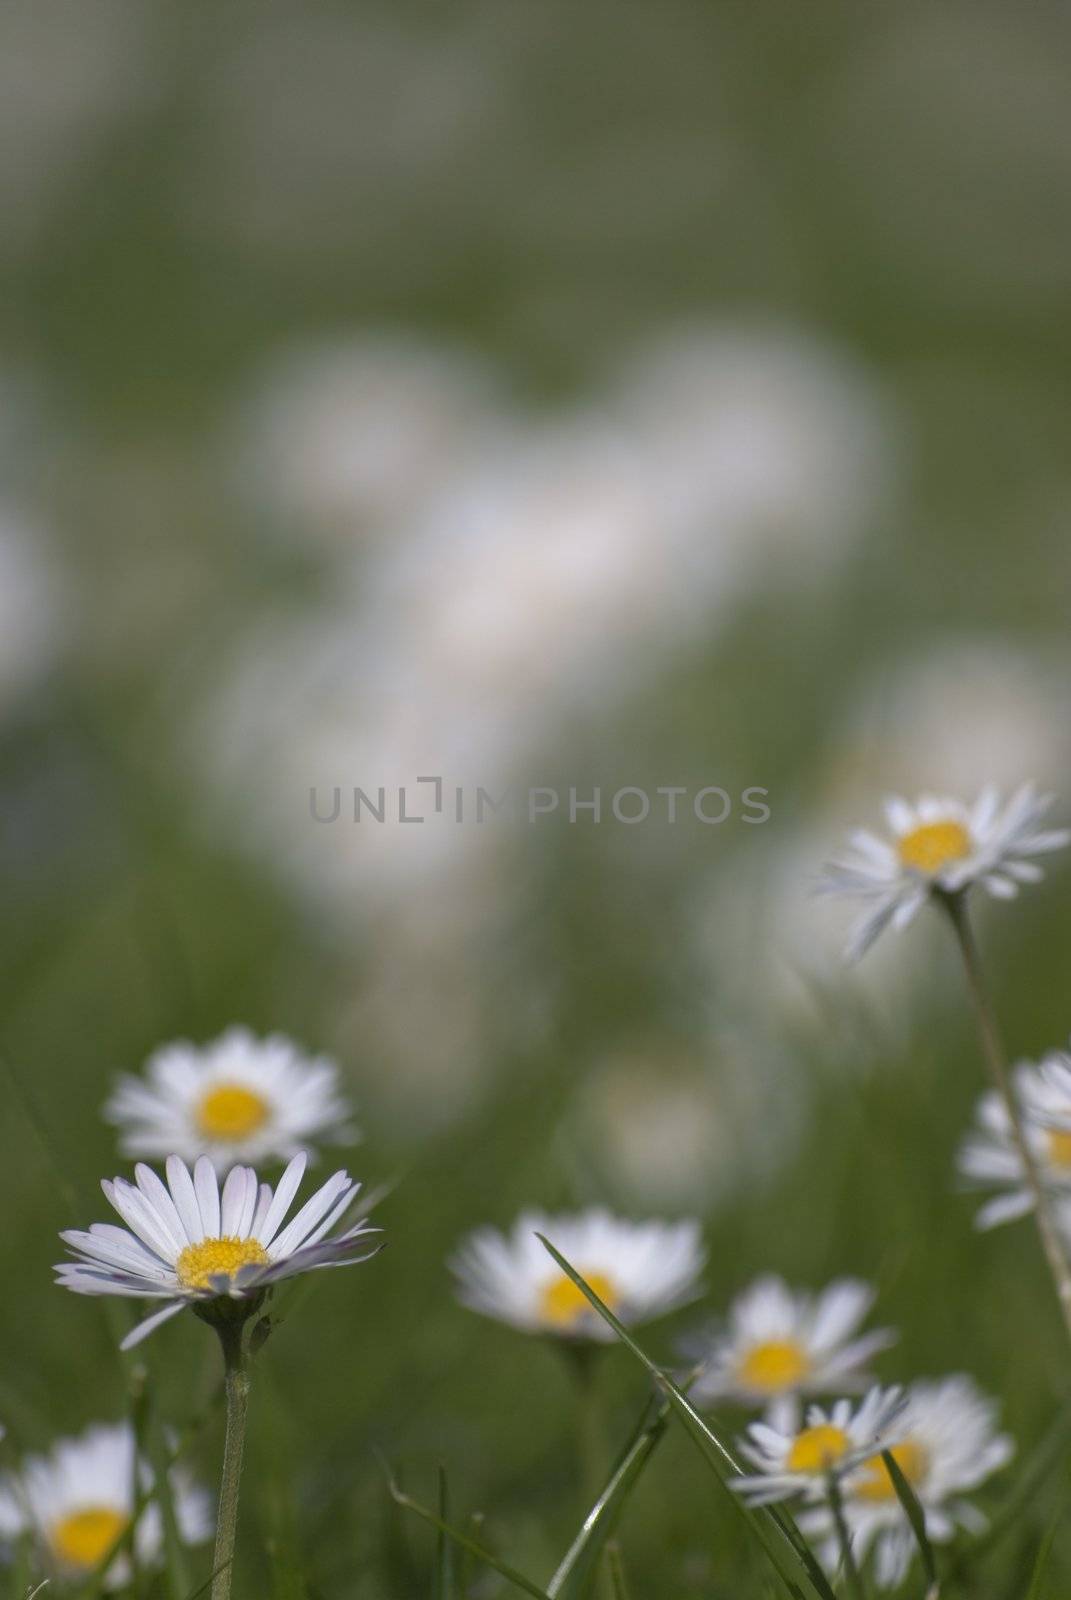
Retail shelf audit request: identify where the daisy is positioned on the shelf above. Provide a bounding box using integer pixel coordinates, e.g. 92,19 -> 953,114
799,1376 -> 1013,1590
817,785 -> 1069,961
450,1209 -> 705,1342
733,1386 -> 906,1507
958,1048 -> 1071,1228
685,1277 -> 895,1427
0,1421 -> 211,1587
55,1152 -> 381,1348
104,1027 -> 358,1173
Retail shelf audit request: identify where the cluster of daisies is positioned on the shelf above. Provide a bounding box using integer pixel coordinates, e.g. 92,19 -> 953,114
450,1221 -> 1012,1589
3,779 -> 1066,1592
1,1029 -> 375,1586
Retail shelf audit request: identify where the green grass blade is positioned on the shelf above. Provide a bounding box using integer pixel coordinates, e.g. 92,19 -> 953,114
536,1236 -> 836,1600
1026,1488 -> 1067,1600
825,1473 -> 867,1600
881,1449 -> 937,1590
546,1396 -> 668,1599
434,1466 -> 457,1600
385,1470 -> 551,1600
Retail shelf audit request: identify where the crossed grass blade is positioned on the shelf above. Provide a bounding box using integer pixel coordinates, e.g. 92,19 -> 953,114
384,1468 -> 550,1600
880,1449 -> 937,1594
388,1393 -> 667,1600
546,1395 -> 668,1599
536,1235 -> 837,1600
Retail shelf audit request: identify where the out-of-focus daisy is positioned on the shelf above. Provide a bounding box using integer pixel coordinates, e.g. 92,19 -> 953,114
0,1421 -> 210,1588
818,785 -> 1069,961
957,1047 -> 1071,1228
450,1209 -> 705,1342
733,1387 -> 906,1507
104,1027 -> 357,1174
56,1153 -> 381,1348
799,1376 -> 1013,1590
686,1277 -> 895,1426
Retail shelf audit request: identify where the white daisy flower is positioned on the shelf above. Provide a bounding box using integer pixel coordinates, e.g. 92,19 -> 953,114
818,785 -> 1069,961
685,1276 -> 895,1427
0,1421 -> 211,1587
55,1152 -> 381,1349
450,1209 -> 705,1342
104,1027 -> 358,1173
957,1047 -> 1071,1228
799,1376 -> 1013,1590
733,1386 -> 906,1507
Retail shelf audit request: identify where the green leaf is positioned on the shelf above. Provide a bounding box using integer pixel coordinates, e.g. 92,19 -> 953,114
385,1469 -> 551,1600
881,1449 -> 937,1590
547,1396 -> 668,1599
536,1236 -> 837,1600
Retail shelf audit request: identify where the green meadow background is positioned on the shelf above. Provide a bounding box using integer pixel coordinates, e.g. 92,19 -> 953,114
2,2 -> 1071,1595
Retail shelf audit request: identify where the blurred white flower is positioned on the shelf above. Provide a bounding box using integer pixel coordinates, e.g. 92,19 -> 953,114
229,336 -> 504,545
450,1209 -> 705,1342
685,1276 -> 895,1427
104,1026 -> 358,1173
957,1046 -> 1071,1229
2,1421 -> 210,1587
571,1034 -> 805,1212
198,322 -> 894,913
611,325 -> 895,589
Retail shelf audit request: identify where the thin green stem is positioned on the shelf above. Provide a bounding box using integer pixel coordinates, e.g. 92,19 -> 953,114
561,1344 -> 612,1600
210,1321 -> 253,1600
826,1474 -> 866,1600
941,892 -> 1071,1346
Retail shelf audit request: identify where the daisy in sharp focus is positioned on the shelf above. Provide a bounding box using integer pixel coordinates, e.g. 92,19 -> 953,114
0,1421 -> 211,1588
56,1152 -> 381,1348
798,1376 -> 1014,1590
684,1276 -> 896,1429
104,1026 -> 358,1174
957,1045 -> 1071,1228
817,784 -> 1069,961
732,1386 -> 906,1507
450,1209 -> 705,1341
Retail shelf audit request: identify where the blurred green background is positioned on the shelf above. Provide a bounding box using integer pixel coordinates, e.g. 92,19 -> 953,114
3,1 -> 1071,1594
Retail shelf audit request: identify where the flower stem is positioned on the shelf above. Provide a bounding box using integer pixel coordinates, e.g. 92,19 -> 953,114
826,1472 -> 866,1600
941,891 -> 1071,1345
562,1344 -> 612,1600
210,1320 -> 252,1600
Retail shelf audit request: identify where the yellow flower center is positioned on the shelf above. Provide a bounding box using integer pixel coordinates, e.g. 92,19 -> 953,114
897,820 -> 971,875
855,1439 -> 929,1502
195,1083 -> 271,1141
786,1424 -> 851,1475
737,1339 -> 810,1392
1047,1130 -> 1071,1170
51,1506 -> 129,1569
176,1236 -> 269,1291
539,1270 -> 618,1330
